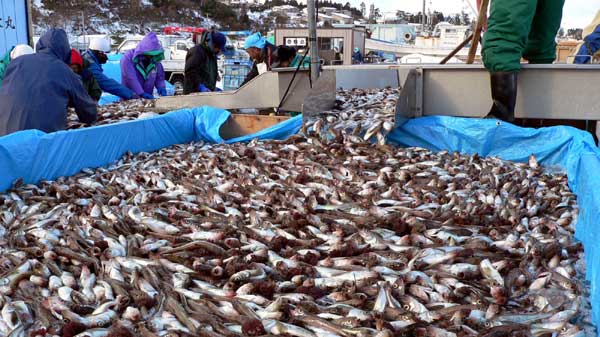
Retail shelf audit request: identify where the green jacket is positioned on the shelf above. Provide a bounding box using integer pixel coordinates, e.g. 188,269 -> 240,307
289,55 -> 310,69
81,59 -> 102,101
0,48 -> 13,89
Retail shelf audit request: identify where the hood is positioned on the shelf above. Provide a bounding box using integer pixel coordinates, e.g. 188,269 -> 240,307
133,32 -> 164,60
71,49 -> 83,67
36,29 -> 71,64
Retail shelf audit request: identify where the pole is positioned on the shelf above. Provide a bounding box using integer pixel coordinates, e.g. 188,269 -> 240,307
467,0 -> 489,64
440,33 -> 473,64
422,0 -> 426,33
307,0 -> 320,81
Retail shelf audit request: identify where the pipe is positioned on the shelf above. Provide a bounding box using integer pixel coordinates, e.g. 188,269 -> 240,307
307,0 -> 320,81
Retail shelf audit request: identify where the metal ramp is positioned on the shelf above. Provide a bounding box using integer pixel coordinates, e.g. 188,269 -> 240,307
307,64 -> 600,125
155,68 -> 316,113
156,64 -> 600,135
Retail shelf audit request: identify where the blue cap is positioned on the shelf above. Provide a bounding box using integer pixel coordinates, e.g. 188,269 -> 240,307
244,32 -> 267,50
212,32 -> 227,51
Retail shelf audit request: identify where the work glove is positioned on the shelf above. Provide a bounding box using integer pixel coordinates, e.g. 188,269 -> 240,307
157,88 -> 167,96
140,93 -> 155,100
198,84 -> 212,93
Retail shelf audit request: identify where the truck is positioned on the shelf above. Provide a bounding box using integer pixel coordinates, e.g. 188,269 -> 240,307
0,0 -> 34,56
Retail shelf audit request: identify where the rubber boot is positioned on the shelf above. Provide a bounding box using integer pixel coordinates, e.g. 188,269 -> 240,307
486,72 -> 517,122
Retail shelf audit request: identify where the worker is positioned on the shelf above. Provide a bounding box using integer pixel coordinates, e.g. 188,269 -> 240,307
0,29 -> 97,136
83,37 -> 138,100
273,45 -> 309,69
70,49 -> 102,102
482,0 -> 565,122
352,47 -> 364,64
183,31 -> 227,94
120,32 -> 167,100
272,45 -> 297,68
242,32 -> 276,86
574,10 -> 600,64
0,44 -> 34,88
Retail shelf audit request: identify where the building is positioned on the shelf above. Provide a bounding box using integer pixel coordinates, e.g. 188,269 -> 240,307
331,12 -> 353,25
367,24 -> 417,45
272,5 -> 300,15
301,8 -> 354,26
317,14 -> 335,26
318,7 -> 338,16
275,26 -> 366,65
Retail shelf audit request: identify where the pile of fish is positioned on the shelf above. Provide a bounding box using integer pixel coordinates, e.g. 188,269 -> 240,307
0,126 -> 593,336
303,88 -> 400,145
67,100 -> 159,129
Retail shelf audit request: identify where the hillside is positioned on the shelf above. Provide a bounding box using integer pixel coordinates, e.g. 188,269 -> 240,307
32,0 -> 243,37
32,0 -> 366,39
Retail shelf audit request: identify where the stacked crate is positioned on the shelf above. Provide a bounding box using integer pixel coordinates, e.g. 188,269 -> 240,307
222,54 -> 253,91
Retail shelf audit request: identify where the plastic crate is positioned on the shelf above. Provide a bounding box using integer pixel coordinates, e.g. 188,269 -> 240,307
222,58 -> 252,91
224,64 -> 252,76
223,74 -> 247,91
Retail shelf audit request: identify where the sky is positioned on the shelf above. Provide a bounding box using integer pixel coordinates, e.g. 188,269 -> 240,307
344,0 -> 598,29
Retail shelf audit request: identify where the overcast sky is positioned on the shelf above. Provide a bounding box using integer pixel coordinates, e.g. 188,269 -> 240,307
343,0 -> 598,29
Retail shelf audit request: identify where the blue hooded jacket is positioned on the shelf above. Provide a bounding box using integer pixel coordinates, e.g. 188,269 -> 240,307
575,25 -> 600,64
0,29 -> 97,136
83,50 -> 136,99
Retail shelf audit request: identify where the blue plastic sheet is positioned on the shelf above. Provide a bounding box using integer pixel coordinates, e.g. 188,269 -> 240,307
388,116 -> 600,330
0,107 -> 301,192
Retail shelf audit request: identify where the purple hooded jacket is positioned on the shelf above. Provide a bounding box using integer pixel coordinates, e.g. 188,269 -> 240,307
120,32 -> 166,96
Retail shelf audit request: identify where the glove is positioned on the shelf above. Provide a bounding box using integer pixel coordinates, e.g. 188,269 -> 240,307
140,93 -> 155,100
198,84 -> 212,93
157,88 -> 167,96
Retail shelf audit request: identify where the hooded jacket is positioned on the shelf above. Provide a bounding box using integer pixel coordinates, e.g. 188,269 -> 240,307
72,49 -> 102,101
82,50 -> 136,100
120,32 -> 166,96
0,29 -> 97,136
184,32 -> 219,94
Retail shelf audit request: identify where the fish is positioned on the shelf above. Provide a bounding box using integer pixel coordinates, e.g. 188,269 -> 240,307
0,89 -> 592,337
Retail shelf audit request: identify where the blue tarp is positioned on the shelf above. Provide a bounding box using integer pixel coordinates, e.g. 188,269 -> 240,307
0,107 -> 302,192
389,116 -> 600,329
0,110 -> 598,332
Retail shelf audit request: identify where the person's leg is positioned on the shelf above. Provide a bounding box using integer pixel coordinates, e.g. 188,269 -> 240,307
523,0 -> 566,64
483,0 -> 537,72
482,0 -> 537,122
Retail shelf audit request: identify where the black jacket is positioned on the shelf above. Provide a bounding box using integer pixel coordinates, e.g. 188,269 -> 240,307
0,29 -> 97,136
183,44 -> 218,94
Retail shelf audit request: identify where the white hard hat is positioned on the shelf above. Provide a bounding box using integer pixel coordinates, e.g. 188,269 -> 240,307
89,37 -> 111,52
10,44 -> 34,60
